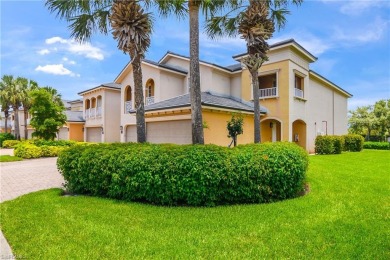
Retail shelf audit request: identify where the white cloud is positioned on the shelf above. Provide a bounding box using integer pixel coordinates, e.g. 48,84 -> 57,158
62,57 -> 76,65
37,49 -> 50,55
45,36 -> 68,44
333,17 -> 389,43
269,33 -> 331,56
35,64 -> 80,77
339,0 -> 389,16
44,36 -> 105,60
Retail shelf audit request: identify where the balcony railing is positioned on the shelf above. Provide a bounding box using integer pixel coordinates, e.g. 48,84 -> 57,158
85,109 -> 90,119
294,88 -> 304,98
90,108 -> 96,118
259,87 -> 277,98
146,96 -> 155,106
125,101 -> 132,113
96,106 -> 102,118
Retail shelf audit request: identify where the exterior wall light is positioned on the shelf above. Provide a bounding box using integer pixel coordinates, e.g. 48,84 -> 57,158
120,125 -> 123,134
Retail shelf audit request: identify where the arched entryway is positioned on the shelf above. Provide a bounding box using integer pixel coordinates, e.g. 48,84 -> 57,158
260,118 -> 281,142
292,119 -> 307,149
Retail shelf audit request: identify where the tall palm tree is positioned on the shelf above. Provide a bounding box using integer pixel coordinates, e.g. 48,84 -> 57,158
1,76 -> 24,140
41,86 -> 64,108
158,0 -> 233,144
206,0 -> 303,143
18,78 -> 39,139
0,76 -> 13,133
110,0 -> 152,143
46,0 -> 153,143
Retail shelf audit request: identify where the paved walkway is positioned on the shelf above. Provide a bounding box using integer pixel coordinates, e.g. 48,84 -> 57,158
0,151 -> 64,258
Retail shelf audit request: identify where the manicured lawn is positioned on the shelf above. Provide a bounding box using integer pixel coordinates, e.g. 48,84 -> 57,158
0,150 -> 388,259
0,155 -> 22,162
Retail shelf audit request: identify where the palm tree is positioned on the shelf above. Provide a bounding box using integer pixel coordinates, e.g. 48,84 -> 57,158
1,76 -> 24,140
110,0 -> 152,143
206,0 -> 302,143
158,0 -> 232,144
0,76 -> 13,133
46,0 -> 151,143
18,78 -> 39,139
41,86 -> 64,108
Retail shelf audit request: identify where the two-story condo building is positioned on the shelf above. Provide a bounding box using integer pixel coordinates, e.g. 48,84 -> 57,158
78,39 -> 351,153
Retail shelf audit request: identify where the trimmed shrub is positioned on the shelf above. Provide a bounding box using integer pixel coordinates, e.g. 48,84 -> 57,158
363,141 -> 390,150
40,145 -> 66,157
0,133 -> 15,147
315,135 -> 344,155
2,140 -> 21,148
343,134 -> 364,152
57,142 -> 308,206
31,139 -> 77,147
14,143 -> 42,159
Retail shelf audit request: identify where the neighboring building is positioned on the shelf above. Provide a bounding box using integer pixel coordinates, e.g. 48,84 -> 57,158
90,39 -> 350,152
78,83 -> 121,143
4,99 -> 85,141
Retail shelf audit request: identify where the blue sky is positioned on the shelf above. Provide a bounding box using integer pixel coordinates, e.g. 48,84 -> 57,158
1,0 -> 389,110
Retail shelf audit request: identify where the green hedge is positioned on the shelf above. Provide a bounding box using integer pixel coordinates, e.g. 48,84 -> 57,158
315,135 -> 344,155
0,133 -> 15,147
29,139 -> 77,147
2,140 -> 21,148
363,141 -> 390,150
14,141 -> 72,159
343,134 -> 364,152
57,142 -> 308,206
14,143 -> 42,159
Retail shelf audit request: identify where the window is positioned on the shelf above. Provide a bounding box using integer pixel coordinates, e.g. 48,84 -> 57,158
124,86 -> 132,114
145,79 -> 155,105
258,73 -> 277,98
294,75 -> 304,98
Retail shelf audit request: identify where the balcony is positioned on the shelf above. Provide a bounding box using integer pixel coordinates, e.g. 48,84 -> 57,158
259,87 -> 277,98
294,88 -> 304,98
146,96 -> 155,106
85,109 -> 90,119
96,106 -> 102,118
125,101 -> 132,113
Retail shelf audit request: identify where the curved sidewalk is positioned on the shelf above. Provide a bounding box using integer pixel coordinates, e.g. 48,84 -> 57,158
0,153 -> 64,258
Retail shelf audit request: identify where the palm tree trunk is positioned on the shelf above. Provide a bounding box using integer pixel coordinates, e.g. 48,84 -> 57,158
251,69 -> 261,143
189,0 -> 204,145
4,110 -> 9,133
14,107 -> 20,140
24,109 -> 28,139
132,54 -> 146,143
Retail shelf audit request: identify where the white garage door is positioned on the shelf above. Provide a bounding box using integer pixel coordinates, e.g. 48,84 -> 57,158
126,125 -> 137,143
87,127 -> 102,143
58,127 -> 68,140
146,120 -> 191,144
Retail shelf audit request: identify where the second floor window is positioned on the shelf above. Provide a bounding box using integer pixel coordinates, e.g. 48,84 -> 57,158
294,75 -> 304,98
258,73 -> 278,98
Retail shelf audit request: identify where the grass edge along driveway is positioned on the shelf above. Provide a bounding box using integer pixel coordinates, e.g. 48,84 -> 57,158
0,150 -> 389,259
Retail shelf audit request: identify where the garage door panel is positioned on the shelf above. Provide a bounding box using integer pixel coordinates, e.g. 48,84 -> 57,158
58,127 -> 68,140
87,127 -> 101,143
147,120 -> 191,144
126,125 -> 137,142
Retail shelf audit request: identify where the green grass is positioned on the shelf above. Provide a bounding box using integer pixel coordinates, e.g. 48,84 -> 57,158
1,150 -> 389,259
0,155 -> 22,162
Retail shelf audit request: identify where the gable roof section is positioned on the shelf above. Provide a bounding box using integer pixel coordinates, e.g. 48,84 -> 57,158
159,51 -> 242,73
133,92 -> 267,114
309,70 -> 352,98
65,111 -> 84,122
233,39 -> 317,62
78,83 -> 121,96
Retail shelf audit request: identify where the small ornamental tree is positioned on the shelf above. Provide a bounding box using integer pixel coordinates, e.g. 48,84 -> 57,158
227,113 -> 244,147
29,88 -> 66,140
